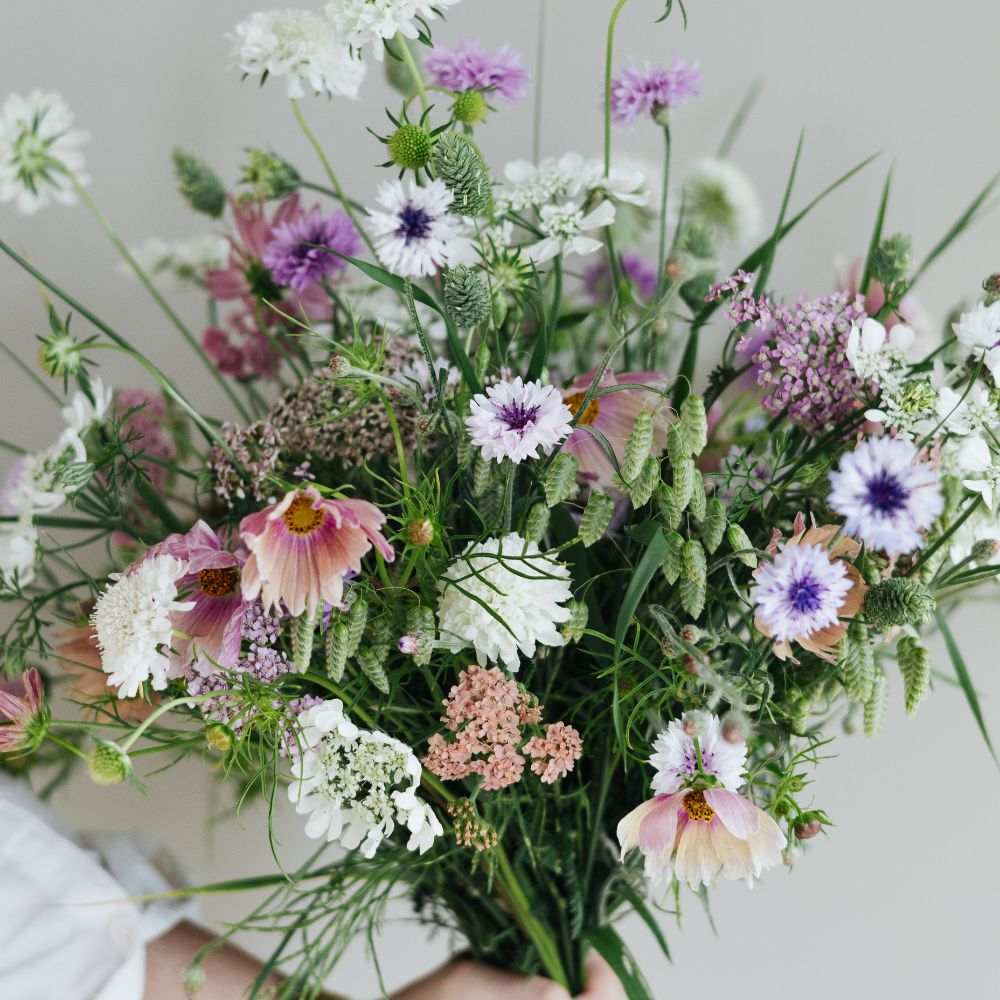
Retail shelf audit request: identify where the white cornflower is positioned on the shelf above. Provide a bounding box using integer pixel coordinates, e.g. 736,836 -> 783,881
952,300 -> 1000,351
367,178 -> 466,278
326,0 -> 463,62
437,532 -> 573,672
61,378 -> 113,434
289,699 -> 441,857
683,157 -> 762,243
828,436 -> 943,555
466,377 -> 572,464
0,517 -> 38,588
122,235 -> 230,290
526,200 -> 616,264
232,9 -> 366,100
649,715 -> 748,795
0,91 -> 88,215
91,555 -> 194,699
0,428 -> 87,517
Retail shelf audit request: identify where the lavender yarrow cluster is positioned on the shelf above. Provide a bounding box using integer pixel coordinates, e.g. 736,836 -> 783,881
740,291 -> 868,433
209,419 -> 282,507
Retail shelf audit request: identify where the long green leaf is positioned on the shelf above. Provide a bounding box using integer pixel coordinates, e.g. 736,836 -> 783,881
584,926 -> 656,1000
859,165 -> 894,295
754,130 -> 803,296
614,528 -> 669,662
718,80 -> 763,158
935,611 -> 998,767
619,883 -> 672,963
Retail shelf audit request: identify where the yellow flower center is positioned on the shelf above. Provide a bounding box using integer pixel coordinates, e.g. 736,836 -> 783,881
283,494 -> 326,536
197,566 -> 239,598
682,789 -> 715,823
564,391 -> 600,426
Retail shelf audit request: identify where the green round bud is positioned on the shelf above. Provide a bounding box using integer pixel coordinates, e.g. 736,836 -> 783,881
387,124 -> 433,170
172,148 -> 226,218
971,538 -> 1000,563
651,101 -> 671,127
39,331 -> 82,378
205,723 -> 234,753
862,577 -> 936,629
183,963 -> 206,995
240,148 -> 300,201
443,265 -> 491,328
452,90 -> 489,125
88,740 -> 133,785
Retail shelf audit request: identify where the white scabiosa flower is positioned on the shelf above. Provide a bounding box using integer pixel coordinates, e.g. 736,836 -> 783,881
289,698 -> 442,857
232,9 -> 366,100
683,157 -> 762,243
367,178 -> 466,278
526,200 -> 616,264
436,532 -> 573,672
0,91 -> 89,214
326,0 -> 463,62
0,517 -> 38,587
828,437 -> 943,555
466,377 -> 573,464
91,555 -> 195,699
952,300 -> 1000,351
121,235 -> 230,290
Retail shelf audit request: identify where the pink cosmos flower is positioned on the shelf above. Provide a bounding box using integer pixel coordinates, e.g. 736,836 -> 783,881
617,786 -> 786,889
240,487 -> 393,617
145,520 -> 248,675
560,369 -> 670,490
0,668 -> 47,753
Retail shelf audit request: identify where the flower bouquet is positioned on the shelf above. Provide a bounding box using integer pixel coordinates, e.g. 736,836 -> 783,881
2,1 -> 999,997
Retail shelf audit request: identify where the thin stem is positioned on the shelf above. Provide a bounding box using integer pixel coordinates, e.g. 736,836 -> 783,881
655,125 -> 672,299
532,0 -> 547,163
603,0 -> 630,175
0,341 -> 63,404
290,100 -> 378,259
377,389 -> 412,502
398,38 -> 429,113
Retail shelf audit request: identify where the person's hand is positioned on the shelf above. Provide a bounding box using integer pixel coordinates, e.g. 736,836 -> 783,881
391,954 -> 624,1000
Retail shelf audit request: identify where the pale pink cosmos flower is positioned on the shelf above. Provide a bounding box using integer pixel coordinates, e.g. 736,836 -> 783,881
0,668 -> 47,753
560,368 -> 670,491
240,487 -> 393,617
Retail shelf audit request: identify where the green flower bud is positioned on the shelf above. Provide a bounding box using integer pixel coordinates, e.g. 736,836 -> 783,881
972,538 -> 1000,562
88,740 -> 132,785
432,133 -> 492,216
38,316 -> 82,378
172,148 -> 226,218
407,518 -> 435,546
387,123 -> 433,171
239,148 -> 300,201
983,272 -> 1000,307
543,453 -> 580,507
205,723 -> 234,753
898,379 -> 936,414
452,90 -> 489,125
183,963 -> 207,995
862,577 -> 936,629
443,265 -> 491,328
869,233 -> 913,288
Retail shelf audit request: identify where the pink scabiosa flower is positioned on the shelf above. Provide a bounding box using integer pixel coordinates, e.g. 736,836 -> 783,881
560,369 -> 670,490
467,377 -> 573,464
610,58 -> 701,125
0,669 -> 49,753
425,40 -> 529,101
617,715 -> 786,889
240,487 -> 394,617
261,207 -> 360,292
145,520 -> 248,675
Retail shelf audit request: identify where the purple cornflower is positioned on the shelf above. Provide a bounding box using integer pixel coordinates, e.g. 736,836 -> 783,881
583,252 -> 658,303
745,291 -> 868,433
610,59 -> 701,125
425,40 -> 528,101
828,437 -> 943,555
262,207 -> 360,291
750,544 -> 853,645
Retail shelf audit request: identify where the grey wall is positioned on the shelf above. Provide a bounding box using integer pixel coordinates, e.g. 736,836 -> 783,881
3,2 -> 999,997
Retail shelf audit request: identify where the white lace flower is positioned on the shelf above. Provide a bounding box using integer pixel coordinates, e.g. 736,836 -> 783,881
122,235 -> 230,290
846,317 -> 914,385
683,157 -> 762,243
91,555 -> 194,699
0,91 -> 89,215
526,200 -> 616,264
232,9 -> 365,99
466,377 -> 572,464
0,517 -> 38,588
61,378 -> 113,434
289,699 -> 441,857
367,178 -> 466,278
437,532 -> 573,671
326,0 -> 463,61
650,715 -> 748,794
493,153 -> 585,213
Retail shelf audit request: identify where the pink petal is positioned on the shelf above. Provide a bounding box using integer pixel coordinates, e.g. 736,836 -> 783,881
704,788 -> 761,839
638,794 -> 680,854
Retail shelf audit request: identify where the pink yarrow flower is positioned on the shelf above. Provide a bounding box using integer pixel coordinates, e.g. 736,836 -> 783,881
610,58 -> 701,125
240,487 -> 394,617
425,40 -> 529,101
0,668 -> 48,753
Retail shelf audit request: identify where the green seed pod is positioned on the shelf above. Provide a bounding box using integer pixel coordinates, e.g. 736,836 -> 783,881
562,599 -> 589,643
661,530 -> 685,585
862,577 -> 936,629
524,502 -> 551,543
726,523 -> 757,568
897,636 -> 930,716
672,458 -> 695,509
443,265 -> 491,328
345,596 -> 368,658
357,645 -> 391,694
172,148 -> 226,218
700,498 -> 726,554
432,132 -> 492,216
681,539 -> 707,619
579,492 -> 615,547
387,123 -> 433,170
88,740 -> 132,786
452,89 -> 489,124
628,456 -> 661,508
621,411 -> 654,483
864,667 -> 889,738
680,395 -> 708,455
292,608 -> 317,673
688,469 -> 707,521
838,621 -> 875,703
544,453 -> 580,507
239,148 -> 300,200
325,622 -> 350,682
667,423 -> 689,468
655,484 -> 683,530
406,606 -> 436,666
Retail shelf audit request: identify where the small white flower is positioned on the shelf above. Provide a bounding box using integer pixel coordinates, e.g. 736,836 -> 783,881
846,317 -> 914,385
952,300 -> 1000,351
683,157 -> 762,243
91,555 -> 195,699
0,517 -> 38,588
436,532 -> 573,672
326,0 -> 463,61
1,428 -> 87,517
526,200 -> 616,264
232,9 -> 365,99
466,377 -> 572,464
122,235 -> 230,290
61,378 -> 113,434
367,178 -> 467,278
494,153 -> 585,213
649,716 -> 748,795
0,91 -> 88,215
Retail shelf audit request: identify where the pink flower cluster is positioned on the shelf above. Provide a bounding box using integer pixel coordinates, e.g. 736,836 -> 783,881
423,665 -> 582,791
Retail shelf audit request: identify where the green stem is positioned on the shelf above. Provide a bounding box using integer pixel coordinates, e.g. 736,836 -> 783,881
532,0 -> 547,163
119,693 -> 221,752
290,100 -> 378,259
398,38 -> 429,113
603,0 -> 631,175
377,388 -> 412,502
655,125 -> 672,299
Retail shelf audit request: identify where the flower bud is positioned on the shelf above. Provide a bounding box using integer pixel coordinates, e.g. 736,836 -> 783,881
205,723 -> 233,753
681,710 -> 706,736
239,148 -> 300,201
328,354 -> 351,377
387,123 -> 433,171
682,654 -> 700,676
972,538 -> 1000,562
452,90 -> 489,125
862,577 -> 936,629
39,325 -> 82,378
720,710 -> 749,744
679,624 -> 702,644
88,740 -> 132,785
182,963 -> 206,995
407,518 -> 435,546
983,272 -> 1000,306
172,148 -> 226,218
397,634 -> 420,655
794,818 -> 823,841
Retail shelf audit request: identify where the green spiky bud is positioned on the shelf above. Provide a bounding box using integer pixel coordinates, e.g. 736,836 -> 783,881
562,599 -> 589,643
345,596 -> 368,657
621,411 -> 654,483
88,740 -> 132,785
544,453 -> 579,507
680,395 -> 708,455
726,523 -> 757,568
39,309 -> 82,378
387,123 -> 433,170
524,502 -> 551,543
680,540 -> 707,620
862,578 -> 936,629
443,265 -> 491,328
452,89 -> 489,125
869,233 -> 913,288
897,636 -> 931,716
864,667 -> 889,738
432,133 -> 492,216
700,498 -> 726,554
172,148 -> 226,218
661,530 -> 685,584
628,456 -> 661,508
325,622 -> 350,682
239,148 -> 300,201
579,492 -> 615,546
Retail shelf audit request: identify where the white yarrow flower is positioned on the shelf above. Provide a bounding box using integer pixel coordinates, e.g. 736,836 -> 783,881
466,377 -> 572,464
232,9 -> 366,99
326,0 -> 463,62
437,532 -> 573,671
0,91 -> 89,215
526,200 -> 616,264
367,178 -> 466,278
91,555 -> 194,699
683,157 -> 762,243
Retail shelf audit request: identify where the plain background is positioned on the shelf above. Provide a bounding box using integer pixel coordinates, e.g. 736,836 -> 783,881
3,2 -> 1000,997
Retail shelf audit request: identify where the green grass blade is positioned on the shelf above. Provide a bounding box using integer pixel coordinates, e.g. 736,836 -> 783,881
584,926 -> 656,1000
860,164 -> 894,295
619,883 -> 672,963
754,130 -> 804,296
718,80 -> 763,158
